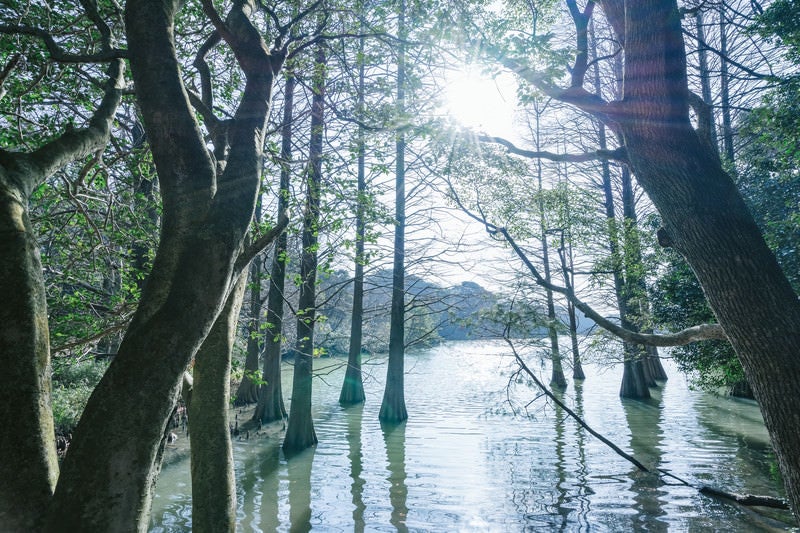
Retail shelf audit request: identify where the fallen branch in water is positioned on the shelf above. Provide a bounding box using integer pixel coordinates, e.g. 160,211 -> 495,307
505,337 -> 791,514
504,337 -> 650,472
698,486 -> 789,510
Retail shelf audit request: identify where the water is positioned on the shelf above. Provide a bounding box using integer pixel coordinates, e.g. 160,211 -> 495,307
150,340 -> 793,531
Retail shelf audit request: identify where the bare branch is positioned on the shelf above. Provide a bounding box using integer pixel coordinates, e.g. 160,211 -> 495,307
446,182 -> 727,347
505,337 -> 650,472
0,24 -> 127,63
477,133 -> 628,164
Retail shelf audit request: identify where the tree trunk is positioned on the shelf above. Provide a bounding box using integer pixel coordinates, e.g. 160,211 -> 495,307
189,275 -> 247,533
380,0 -> 409,424
567,297 -> 585,380
235,204 -> 265,406
530,98 -> 567,389
340,35 -> 368,407
589,34 -> 650,399
284,41 -> 326,456
718,4 -> 735,162
598,131 -> 650,399
45,2 -> 282,528
0,179 -> 58,531
619,165 -> 661,388
254,71 -> 295,425
598,0 -> 800,517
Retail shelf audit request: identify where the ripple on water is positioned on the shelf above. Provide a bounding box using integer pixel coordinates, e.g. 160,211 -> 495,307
150,340 -> 791,532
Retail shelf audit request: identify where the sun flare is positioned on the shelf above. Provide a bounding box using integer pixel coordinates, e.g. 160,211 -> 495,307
443,67 -> 517,134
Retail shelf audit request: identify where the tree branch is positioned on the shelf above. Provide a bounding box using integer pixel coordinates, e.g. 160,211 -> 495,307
477,133 -> 628,164
17,59 -> 125,194
447,183 -> 727,347
0,25 -> 127,63
505,336 -> 650,472
234,214 -> 291,276
0,53 -> 21,102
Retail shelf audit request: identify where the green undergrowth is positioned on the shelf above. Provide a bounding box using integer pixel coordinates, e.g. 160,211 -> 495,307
51,358 -> 109,436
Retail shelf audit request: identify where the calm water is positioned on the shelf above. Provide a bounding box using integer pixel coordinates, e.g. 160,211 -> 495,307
150,340 -> 793,531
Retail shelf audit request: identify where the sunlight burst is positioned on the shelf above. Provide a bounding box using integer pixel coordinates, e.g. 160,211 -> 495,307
443,67 -> 516,135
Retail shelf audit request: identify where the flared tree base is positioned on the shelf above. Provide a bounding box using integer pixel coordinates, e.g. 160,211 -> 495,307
620,360 -> 651,399
339,369 -> 366,406
379,391 -> 408,424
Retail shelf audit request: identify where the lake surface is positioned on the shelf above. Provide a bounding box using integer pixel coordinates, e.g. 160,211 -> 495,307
150,340 -> 793,531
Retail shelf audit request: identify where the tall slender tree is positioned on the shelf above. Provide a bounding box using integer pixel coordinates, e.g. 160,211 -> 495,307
284,35 -> 326,455
380,0 -> 409,424
340,33 -> 368,406
254,69 -> 296,424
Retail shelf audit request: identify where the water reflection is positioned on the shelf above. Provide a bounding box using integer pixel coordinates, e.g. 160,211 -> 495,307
622,395 -> 668,531
382,421 -> 408,532
149,341 -> 790,532
553,392 -> 570,531
345,405 -> 366,532
287,448 -> 314,532
254,443 -> 281,530
570,380 -> 591,530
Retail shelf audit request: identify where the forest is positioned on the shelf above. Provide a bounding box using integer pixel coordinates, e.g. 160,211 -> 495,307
1,0 -> 799,530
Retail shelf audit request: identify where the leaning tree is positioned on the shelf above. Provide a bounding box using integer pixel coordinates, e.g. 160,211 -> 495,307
465,0 -> 800,517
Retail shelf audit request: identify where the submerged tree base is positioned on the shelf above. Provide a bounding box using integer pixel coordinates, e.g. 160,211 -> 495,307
620,360 -> 652,400
379,392 -> 408,424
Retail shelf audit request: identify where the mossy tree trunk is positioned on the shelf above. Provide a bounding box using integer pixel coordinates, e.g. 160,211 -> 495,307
44,1 -> 286,529
189,275 -> 247,533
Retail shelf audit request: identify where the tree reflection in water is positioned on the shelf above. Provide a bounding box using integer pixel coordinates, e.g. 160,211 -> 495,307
345,404 -> 366,532
287,447 -> 314,532
382,421 -> 409,532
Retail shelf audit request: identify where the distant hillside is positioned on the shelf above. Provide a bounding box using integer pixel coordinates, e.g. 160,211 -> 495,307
314,269 -> 560,355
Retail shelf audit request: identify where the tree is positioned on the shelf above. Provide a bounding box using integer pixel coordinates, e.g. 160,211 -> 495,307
0,44 -> 123,533
340,33 -> 369,406
284,32 -> 326,456
380,0 -> 409,424
529,99 -> 568,389
234,213 -> 267,407
37,0 -> 288,528
512,0 -> 800,516
254,69 -> 296,424
452,0 -> 800,514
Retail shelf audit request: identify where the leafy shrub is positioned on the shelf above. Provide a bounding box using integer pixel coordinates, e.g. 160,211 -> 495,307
51,359 -> 108,436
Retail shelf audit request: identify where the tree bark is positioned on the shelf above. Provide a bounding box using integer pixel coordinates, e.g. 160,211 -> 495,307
254,71 -> 295,424
235,204 -> 265,406
189,274 -> 247,533
340,35 -> 367,407
531,99 -> 567,389
380,0 -> 409,424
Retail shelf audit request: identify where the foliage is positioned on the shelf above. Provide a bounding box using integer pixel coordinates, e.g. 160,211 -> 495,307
736,82 -> 800,291
51,359 -> 109,436
650,247 -> 746,392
